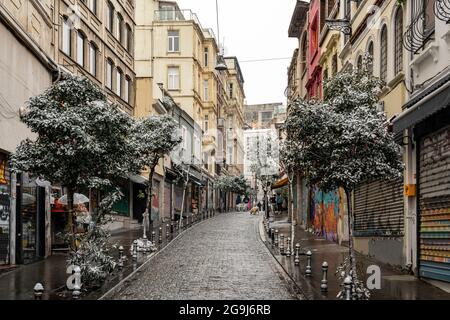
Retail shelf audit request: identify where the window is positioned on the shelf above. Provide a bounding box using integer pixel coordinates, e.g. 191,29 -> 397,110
76,31 -> 85,67
203,153 -> 209,170
204,47 -> 209,67
168,30 -> 179,52
160,5 -> 175,20
125,24 -> 132,52
357,55 -> 363,70
368,42 -> 374,74
380,25 -> 388,82
203,79 -> 209,101
168,67 -> 179,90
106,59 -> 113,89
394,7 -> 403,74
116,13 -> 124,43
89,0 -> 97,15
310,17 -> 319,55
327,0 -> 336,17
181,126 -> 188,152
204,115 -> 209,134
331,54 -> 338,76
89,42 -> 97,76
227,146 -> 233,164
344,0 -> 351,43
229,82 -> 234,98
323,68 -> 328,82
62,16 -> 71,56
107,2 -> 114,33
301,33 -> 307,75
423,0 -> 435,36
125,77 -> 131,103
116,68 -> 123,97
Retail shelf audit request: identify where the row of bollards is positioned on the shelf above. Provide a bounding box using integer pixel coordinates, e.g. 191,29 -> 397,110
265,223 -> 329,294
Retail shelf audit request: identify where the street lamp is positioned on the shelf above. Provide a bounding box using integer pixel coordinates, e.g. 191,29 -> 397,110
215,0 -> 228,72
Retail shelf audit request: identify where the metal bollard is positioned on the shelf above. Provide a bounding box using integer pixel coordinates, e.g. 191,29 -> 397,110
158,227 -> 163,243
294,243 -> 300,266
118,246 -> 124,269
344,275 -> 352,300
132,240 -> 138,260
166,224 -> 170,239
321,262 -> 328,292
151,231 -> 156,243
286,237 -> 291,257
34,283 -> 44,300
72,266 -> 81,299
171,222 -> 174,233
274,229 -> 279,246
305,250 -> 312,276
271,228 -> 275,243
280,235 -> 285,255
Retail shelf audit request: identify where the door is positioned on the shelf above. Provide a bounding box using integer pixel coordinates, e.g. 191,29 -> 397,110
132,183 -> 147,223
418,125 -> 450,282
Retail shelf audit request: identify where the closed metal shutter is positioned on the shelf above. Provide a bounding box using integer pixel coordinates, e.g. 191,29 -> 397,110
419,125 -> 450,283
164,182 -> 172,219
354,178 -> 404,237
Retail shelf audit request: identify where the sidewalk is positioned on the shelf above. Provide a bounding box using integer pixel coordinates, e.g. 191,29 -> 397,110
262,212 -> 450,300
0,212 -> 211,300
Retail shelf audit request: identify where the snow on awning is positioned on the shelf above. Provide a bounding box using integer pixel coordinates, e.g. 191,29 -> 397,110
128,174 -> 148,185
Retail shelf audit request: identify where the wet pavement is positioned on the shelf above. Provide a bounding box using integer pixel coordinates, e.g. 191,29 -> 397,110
0,214 -> 207,300
106,212 -> 301,300
263,212 -> 450,300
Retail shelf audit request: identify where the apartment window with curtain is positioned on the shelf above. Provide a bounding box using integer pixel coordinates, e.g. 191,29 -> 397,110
89,42 -> 97,76
106,59 -> 113,89
301,33 -> 307,75
116,13 -> 124,43
62,16 -> 71,56
116,68 -> 123,97
76,31 -> 85,67
168,30 -> 180,52
357,55 -> 363,70
394,7 -> 403,74
107,2 -> 114,33
168,67 -> 180,90
203,79 -> 209,101
125,77 -> 131,103
204,47 -> 209,67
380,25 -> 388,82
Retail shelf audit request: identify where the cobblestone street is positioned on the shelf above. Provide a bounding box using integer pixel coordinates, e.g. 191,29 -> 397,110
108,213 -> 300,300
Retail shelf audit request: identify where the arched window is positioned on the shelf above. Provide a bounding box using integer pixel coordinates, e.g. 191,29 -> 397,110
357,55 -> 363,70
380,25 -> 388,82
394,7 -> 403,74
125,76 -> 131,103
107,2 -> 114,32
106,58 -> 113,89
89,42 -> 98,76
301,33 -> 307,75
116,13 -> 124,43
116,68 -> 123,97
76,30 -> 86,67
126,24 -> 132,53
368,41 -> 374,74
62,16 -> 72,56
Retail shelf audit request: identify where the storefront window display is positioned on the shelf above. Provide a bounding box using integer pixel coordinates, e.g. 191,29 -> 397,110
0,154 -> 10,265
20,173 -> 38,264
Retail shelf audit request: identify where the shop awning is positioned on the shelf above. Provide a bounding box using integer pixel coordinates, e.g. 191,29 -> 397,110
271,176 -> 289,190
393,75 -> 450,134
128,174 -> 148,185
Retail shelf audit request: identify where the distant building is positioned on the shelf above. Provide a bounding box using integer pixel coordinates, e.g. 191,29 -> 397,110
244,102 -> 285,129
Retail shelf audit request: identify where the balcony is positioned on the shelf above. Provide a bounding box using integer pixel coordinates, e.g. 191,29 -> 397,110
202,134 -> 216,145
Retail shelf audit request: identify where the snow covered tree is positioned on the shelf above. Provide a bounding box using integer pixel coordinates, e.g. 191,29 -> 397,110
215,175 -> 248,195
284,59 -> 403,299
130,115 -> 182,236
12,74 -> 138,289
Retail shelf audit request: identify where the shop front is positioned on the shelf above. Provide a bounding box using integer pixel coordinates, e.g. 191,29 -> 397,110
0,152 -> 10,265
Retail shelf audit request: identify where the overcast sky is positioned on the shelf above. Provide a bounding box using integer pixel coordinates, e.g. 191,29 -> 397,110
176,0 -> 299,106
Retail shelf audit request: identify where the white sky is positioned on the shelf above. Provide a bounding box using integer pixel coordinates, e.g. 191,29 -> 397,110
176,0 -> 299,106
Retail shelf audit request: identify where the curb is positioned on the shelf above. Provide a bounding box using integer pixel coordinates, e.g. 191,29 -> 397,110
98,215 -> 215,300
256,216 -> 306,301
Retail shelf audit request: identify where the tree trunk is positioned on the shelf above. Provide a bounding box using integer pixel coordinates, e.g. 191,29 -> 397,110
345,188 -> 357,274
67,186 -> 75,251
144,165 -> 156,239
288,172 -> 295,250
179,166 -> 190,229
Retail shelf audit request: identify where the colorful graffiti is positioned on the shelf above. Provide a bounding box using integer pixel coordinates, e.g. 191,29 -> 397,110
310,186 -> 347,243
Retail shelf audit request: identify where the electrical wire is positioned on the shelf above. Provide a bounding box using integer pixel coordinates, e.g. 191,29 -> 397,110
240,57 -> 292,63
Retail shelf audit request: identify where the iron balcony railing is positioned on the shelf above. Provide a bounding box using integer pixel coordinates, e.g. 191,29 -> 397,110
403,0 -> 435,53
434,0 -> 450,23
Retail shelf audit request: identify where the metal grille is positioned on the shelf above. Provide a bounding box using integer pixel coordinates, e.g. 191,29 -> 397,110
354,178 -> 404,237
380,25 -> 388,82
419,125 -> 450,283
395,7 -> 404,74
